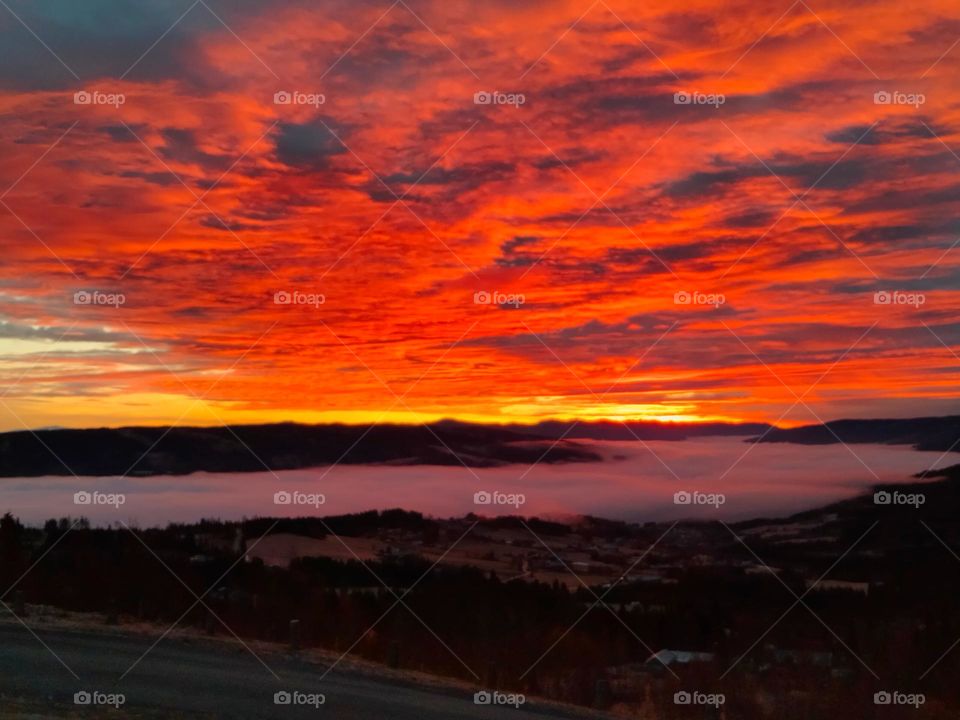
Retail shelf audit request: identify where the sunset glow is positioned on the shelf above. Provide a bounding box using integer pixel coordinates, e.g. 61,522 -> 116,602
1,0 -> 959,430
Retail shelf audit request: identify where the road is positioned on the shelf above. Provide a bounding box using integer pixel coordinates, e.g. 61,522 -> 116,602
0,621 -> 600,719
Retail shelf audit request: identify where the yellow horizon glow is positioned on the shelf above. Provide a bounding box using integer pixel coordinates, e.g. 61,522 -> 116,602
0,390 -> 797,432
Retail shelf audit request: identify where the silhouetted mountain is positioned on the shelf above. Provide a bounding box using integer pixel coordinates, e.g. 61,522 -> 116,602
0,422 -> 600,477
502,419 -> 772,440
750,416 -> 960,452
915,463 -> 960,480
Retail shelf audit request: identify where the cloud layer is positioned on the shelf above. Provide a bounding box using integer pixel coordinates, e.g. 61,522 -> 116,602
1,0 -> 959,430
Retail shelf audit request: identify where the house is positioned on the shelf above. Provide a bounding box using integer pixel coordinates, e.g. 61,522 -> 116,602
645,649 -> 715,668
805,579 -> 869,596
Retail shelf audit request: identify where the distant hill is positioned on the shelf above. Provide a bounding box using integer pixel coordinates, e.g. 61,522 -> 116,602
503,419 -> 772,440
751,416 -> 960,453
0,419 -> 777,479
0,422 -> 601,477
734,462 -> 960,536
5,415 -> 953,479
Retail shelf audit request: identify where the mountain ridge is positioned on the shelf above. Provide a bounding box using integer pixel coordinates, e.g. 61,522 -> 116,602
750,415 -> 960,453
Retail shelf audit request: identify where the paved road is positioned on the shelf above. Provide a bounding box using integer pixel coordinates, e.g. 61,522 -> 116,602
0,622 -> 598,719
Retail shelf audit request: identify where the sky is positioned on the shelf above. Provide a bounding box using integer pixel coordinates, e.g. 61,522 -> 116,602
0,0 -> 958,431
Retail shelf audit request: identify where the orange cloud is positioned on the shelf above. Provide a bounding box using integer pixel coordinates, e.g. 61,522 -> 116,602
1,0 -> 958,430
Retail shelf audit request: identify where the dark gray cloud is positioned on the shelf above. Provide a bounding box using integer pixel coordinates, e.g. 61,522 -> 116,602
0,0 -> 220,90
365,160 -> 516,204
494,236 -> 542,267
273,119 -> 347,170
383,161 -> 515,188
825,119 -> 954,146
606,242 -> 712,266
663,149 -> 879,201
160,128 -> 231,172
198,214 -> 263,232
118,170 -> 181,186
533,148 -> 606,171
98,124 -> 144,143
842,181 -> 960,217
